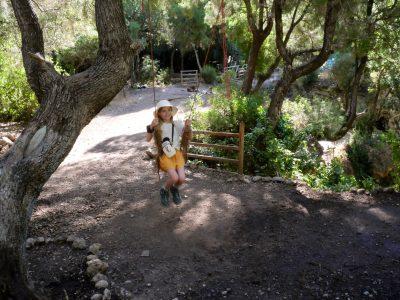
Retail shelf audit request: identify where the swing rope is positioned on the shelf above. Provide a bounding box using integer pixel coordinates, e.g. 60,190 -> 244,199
143,0 -> 157,112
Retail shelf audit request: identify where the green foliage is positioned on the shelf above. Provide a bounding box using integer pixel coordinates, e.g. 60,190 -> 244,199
331,52 -> 355,90
301,70 -> 319,90
138,55 -> 170,85
303,158 -> 358,192
282,95 -> 345,139
0,52 -> 38,122
347,130 -> 397,188
201,65 -> 218,84
382,130 -> 400,190
53,35 -> 98,75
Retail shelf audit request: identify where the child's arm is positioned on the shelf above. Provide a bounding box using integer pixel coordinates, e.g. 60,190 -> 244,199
146,118 -> 158,142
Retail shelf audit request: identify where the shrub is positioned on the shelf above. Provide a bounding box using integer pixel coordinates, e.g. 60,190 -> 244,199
201,65 -> 218,84
54,35 -> 99,75
0,52 -> 38,122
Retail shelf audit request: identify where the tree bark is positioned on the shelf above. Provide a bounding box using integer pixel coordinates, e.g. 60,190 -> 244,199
329,56 -> 368,140
192,44 -> 202,71
267,0 -> 341,127
241,0 -> 274,94
1,0 -> 134,298
242,35 -> 264,94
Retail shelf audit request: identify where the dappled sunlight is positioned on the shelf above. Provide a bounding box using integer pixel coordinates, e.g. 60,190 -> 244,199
367,207 -> 398,224
173,191 -> 242,240
344,215 -> 368,233
319,208 -> 332,217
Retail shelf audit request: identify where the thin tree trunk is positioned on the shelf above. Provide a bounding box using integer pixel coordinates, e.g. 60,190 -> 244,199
242,36 -> 264,94
180,49 -> 184,71
192,44 -> 202,71
170,48 -> 176,74
329,56 -> 368,140
267,66 -> 294,125
1,0 -> 133,297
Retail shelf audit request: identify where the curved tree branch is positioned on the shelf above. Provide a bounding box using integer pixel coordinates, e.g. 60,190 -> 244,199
10,0 -> 60,104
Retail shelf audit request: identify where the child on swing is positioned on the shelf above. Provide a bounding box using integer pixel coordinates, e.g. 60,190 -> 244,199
146,100 -> 192,206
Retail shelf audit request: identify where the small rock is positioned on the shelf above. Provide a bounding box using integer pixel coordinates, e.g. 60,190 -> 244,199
87,259 -> 108,276
147,283 -> 152,287
89,243 -> 102,255
67,235 -> 77,243
240,175 -> 251,184
124,280 -> 132,284
350,187 -> 358,193
92,273 -> 108,283
0,136 -> 13,146
36,237 -> 45,244
227,177 -> 236,182
323,293 -> 329,298
272,176 -> 284,183
221,291 -> 228,295
383,187 -> 394,193
119,287 -> 132,298
55,235 -> 67,243
95,280 -> 109,289
363,291 -> 370,296
285,179 -> 296,186
45,237 -> 54,244
103,288 -> 111,300
26,238 -> 35,249
72,238 -> 87,250
252,176 -> 262,182
357,188 -> 366,194
141,250 -> 150,257
87,254 -> 98,261
91,294 -> 103,300
262,176 -> 272,182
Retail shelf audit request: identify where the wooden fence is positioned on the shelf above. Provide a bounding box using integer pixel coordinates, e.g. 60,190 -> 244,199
187,122 -> 245,174
180,70 -> 199,87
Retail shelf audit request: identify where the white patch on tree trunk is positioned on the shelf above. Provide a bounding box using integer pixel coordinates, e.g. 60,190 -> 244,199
24,126 -> 47,157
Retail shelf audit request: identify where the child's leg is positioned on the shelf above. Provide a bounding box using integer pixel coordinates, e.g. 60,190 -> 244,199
176,167 -> 186,186
165,169 -> 179,188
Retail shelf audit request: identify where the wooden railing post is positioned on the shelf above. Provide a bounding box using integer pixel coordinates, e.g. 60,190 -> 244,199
238,121 -> 245,174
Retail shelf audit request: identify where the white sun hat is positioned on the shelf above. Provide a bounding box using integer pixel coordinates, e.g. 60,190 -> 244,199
155,100 -> 178,116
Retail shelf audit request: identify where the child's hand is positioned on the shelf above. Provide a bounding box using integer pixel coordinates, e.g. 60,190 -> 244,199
150,118 -> 159,129
184,119 -> 192,127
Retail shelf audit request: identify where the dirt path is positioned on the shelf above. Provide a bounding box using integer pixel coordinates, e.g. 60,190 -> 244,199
26,86 -> 400,299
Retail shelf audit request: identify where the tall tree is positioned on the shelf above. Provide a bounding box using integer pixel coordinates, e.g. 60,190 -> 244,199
0,0 -> 134,298
267,0 -> 341,127
241,0 -> 274,94
329,0 -> 400,140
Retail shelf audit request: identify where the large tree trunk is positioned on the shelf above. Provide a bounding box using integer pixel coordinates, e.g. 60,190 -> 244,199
267,66 -> 294,125
267,0 -> 341,128
1,0 -> 134,298
241,36 -> 264,94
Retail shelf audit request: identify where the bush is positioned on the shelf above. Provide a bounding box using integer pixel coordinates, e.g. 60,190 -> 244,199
347,130 -> 396,187
300,70 -> 319,90
54,35 -> 99,75
0,53 -> 38,122
282,95 -> 345,139
201,65 -> 218,84
138,55 -> 169,86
